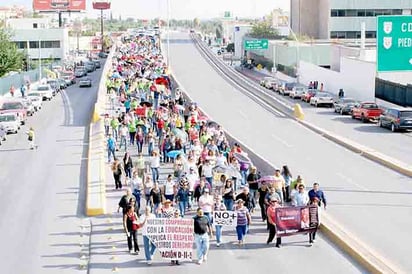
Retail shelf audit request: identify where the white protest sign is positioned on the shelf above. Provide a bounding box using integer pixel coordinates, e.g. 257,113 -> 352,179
213,211 -> 237,227
144,218 -> 194,261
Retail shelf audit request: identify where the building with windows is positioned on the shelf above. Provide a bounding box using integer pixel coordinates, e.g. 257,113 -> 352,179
6,18 -> 69,62
290,0 -> 412,39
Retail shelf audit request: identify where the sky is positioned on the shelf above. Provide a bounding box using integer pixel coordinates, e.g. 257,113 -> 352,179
8,0 -> 290,19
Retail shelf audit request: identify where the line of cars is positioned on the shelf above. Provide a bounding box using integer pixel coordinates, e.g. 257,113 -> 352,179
259,76 -> 412,132
74,59 -> 101,88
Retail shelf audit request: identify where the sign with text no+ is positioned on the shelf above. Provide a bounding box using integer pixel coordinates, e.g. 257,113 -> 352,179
377,15 -> 412,72
244,39 -> 269,50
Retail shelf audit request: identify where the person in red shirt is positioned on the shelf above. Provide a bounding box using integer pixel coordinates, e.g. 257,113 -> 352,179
123,205 -> 147,255
156,118 -> 164,137
266,197 -> 282,248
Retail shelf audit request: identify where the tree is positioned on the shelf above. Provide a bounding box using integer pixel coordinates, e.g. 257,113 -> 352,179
249,21 -> 279,39
0,29 -> 24,77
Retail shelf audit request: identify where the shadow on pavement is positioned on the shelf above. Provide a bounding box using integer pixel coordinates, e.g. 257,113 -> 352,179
354,125 -> 390,133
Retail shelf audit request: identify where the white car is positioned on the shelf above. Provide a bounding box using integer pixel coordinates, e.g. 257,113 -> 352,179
260,77 -> 278,89
31,84 -> 53,101
310,92 -> 334,107
26,93 -> 43,111
289,86 -> 307,99
0,113 -> 21,134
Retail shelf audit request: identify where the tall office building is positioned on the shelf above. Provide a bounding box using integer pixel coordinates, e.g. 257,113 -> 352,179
290,0 -> 412,39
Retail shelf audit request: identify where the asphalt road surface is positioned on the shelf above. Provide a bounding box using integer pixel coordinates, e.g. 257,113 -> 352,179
0,66 -> 104,273
167,32 -> 412,272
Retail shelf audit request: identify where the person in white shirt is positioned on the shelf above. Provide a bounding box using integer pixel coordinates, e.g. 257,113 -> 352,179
163,174 -> 176,202
202,160 -> 214,188
215,151 -> 228,167
141,207 -> 157,265
119,124 -> 129,151
149,151 -> 160,182
198,188 -> 214,224
293,184 -> 309,206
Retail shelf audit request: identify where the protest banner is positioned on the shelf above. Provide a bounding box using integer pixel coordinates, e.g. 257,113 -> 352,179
143,218 -> 194,261
275,205 -> 319,237
213,211 -> 237,228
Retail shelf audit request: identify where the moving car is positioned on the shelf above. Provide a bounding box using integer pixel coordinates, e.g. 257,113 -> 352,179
79,77 -> 92,87
93,59 -> 101,69
0,101 -> 27,124
74,68 -> 87,78
351,102 -> 383,123
26,94 -> 42,111
378,108 -> 412,132
289,86 -> 306,99
333,98 -> 357,115
85,61 -> 96,72
0,113 -> 21,133
310,92 -> 334,107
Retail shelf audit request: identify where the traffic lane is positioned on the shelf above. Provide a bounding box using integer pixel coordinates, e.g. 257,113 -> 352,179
239,68 -> 412,165
169,33 -> 412,271
0,69 -> 102,273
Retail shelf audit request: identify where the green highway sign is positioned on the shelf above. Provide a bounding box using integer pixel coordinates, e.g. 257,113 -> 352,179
377,15 -> 412,72
244,39 -> 269,50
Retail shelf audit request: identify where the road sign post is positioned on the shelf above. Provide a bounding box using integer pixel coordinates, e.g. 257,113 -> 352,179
244,39 -> 269,50
377,15 -> 412,72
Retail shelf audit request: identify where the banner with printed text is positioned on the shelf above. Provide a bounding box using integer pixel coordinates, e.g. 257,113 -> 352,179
143,218 -> 194,261
275,205 -> 319,237
213,211 -> 237,228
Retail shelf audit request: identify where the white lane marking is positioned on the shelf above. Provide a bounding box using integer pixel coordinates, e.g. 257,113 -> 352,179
336,172 -> 369,191
61,90 -> 74,125
238,110 -> 248,119
271,134 -> 293,148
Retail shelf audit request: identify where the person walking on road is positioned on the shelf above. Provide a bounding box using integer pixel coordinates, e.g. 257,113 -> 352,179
176,179 -> 190,217
123,205 -> 146,255
234,199 -> 251,246
27,127 -> 36,150
308,183 -> 327,209
194,208 -> 212,265
141,207 -> 157,265
112,158 -> 123,189
246,166 -> 259,212
123,152 -> 133,182
9,85 -> 15,97
258,184 -> 269,222
222,179 -> 235,211
293,184 -> 309,206
213,195 -> 226,247
118,188 -> 134,215
309,197 -> 321,245
107,133 -> 116,163
266,197 -> 282,248
281,165 -> 292,202
272,169 -> 286,204
119,124 -> 128,151
198,188 -> 214,224
149,151 -> 160,182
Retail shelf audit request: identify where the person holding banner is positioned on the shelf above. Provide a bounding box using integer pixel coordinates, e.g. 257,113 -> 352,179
234,199 -> 251,246
213,195 -> 227,247
123,205 -> 147,255
266,197 -> 282,248
141,207 -> 157,265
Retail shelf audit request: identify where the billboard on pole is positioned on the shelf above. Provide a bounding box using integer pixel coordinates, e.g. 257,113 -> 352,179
33,0 -> 86,12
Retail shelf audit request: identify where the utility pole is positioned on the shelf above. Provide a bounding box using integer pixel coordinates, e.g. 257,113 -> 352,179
101,9 -> 104,52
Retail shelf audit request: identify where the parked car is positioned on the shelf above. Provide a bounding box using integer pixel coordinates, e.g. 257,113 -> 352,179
79,77 -> 92,87
351,102 -> 383,123
279,82 -> 295,96
0,113 -> 21,133
32,84 -> 54,101
289,86 -> 306,99
310,92 -> 334,107
0,125 -> 6,144
74,68 -> 87,78
20,98 -> 35,116
26,94 -> 42,111
57,78 -> 67,89
260,77 -> 277,89
98,51 -> 108,58
301,89 -> 318,103
61,71 -> 76,85
46,79 -> 60,95
333,98 -> 358,115
378,108 -> 412,132
0,101 -> 27,125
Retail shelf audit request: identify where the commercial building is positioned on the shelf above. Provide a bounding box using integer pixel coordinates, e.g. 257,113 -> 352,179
290,0 -> 412,39
6,18 -> 69,62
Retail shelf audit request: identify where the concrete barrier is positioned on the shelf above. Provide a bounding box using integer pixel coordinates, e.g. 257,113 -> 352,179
171,59 -> 402,273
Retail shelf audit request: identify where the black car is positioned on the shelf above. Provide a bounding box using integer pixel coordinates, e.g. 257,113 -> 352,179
378,108 -> 412,132
334,98 -> 358,115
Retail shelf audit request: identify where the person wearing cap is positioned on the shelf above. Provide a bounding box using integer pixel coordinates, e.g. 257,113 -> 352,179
198,188 -> 214,224
234,199 -> 251,245
266,196 -> 282,247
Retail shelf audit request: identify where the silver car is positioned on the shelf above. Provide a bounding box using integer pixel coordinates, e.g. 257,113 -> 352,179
289,86 -> 307,99
0,113 -> 20,134
310,92 -> 334,107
